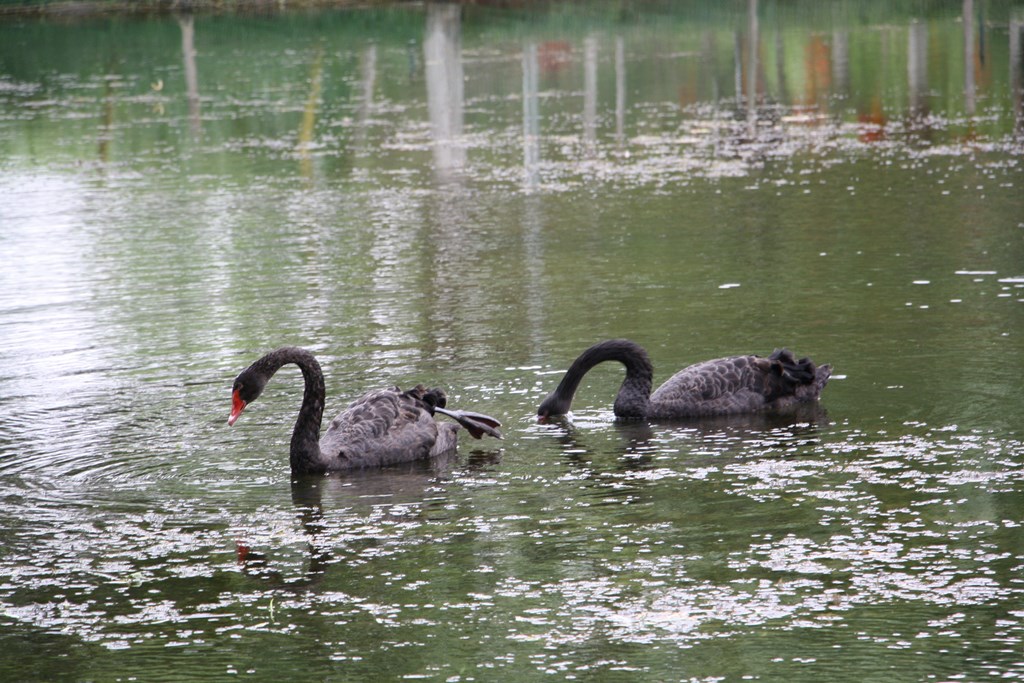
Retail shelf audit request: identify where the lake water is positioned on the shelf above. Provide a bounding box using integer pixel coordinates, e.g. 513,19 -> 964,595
1,1 -> 1023,680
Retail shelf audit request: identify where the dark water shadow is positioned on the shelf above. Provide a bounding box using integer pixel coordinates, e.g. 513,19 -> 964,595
543,401 -> 829,434
533,404 -> 832,511
235,445 -> 502,590
651,402 -> 832,434
540,402 -> 831,466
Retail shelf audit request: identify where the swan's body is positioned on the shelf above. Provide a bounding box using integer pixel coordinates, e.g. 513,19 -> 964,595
537,339 -> 831,420
229,347 -> 501,474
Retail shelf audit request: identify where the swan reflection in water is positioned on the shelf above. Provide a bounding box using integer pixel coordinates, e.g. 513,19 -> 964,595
540,402 -> 831,462
235,447 -> 501,587
535,402 -> 832,513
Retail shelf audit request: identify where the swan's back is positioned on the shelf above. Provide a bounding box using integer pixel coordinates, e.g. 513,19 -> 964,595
319,386 -> 458,469
648,349 -> 831,418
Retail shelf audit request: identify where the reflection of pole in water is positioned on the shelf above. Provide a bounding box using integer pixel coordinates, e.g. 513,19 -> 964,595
702,31 -> 719,103
98,78 -> 114,162
614,35 -> 625,146
297,46 -> 324,179
521,189 -> 545,351
774,27 -> 788,104
733,31 -> 742,107
907,20 -> 928,117
701,31 -> 722,157
583,35 -> 598,150
831,30 -> 849,99
963,0 -> 976,116
359,43 -> 377,125
424,3 -> 465,177
178,14 -> 201,134
1012,13 -> 1023,129
354,43 -> 378,152
745,0 -> 758,136
523,42 -> 540,189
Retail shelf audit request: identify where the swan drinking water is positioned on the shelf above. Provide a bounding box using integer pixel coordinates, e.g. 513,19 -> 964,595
537,339 -> 831,420
229,347 -> 501,474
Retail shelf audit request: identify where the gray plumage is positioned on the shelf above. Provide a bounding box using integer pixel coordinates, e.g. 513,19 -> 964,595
229,347 -> 501,474
537,339 -> 831,420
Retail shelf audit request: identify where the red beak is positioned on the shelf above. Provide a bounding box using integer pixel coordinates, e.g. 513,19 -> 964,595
228,390 -> 246,426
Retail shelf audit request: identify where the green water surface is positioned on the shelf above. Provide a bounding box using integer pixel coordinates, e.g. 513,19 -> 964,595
1,1 -> 1023,681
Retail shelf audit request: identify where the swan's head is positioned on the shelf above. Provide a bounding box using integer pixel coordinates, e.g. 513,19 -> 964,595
536,392 -> 572,422
228,368 -> 268,426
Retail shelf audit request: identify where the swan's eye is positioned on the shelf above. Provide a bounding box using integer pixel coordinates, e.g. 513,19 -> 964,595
234,378 -> 252,401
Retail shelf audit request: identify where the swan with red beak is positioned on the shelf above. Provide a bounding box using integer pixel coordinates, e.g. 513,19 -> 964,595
228,346 -> 501,474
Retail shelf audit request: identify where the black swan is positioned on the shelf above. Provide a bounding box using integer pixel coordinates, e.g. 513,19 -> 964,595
537,339 -> 831,420
228,347 -> 502,474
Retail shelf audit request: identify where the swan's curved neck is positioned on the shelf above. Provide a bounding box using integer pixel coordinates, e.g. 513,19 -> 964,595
545,339 -> 654,418
250,347 -> 327,473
